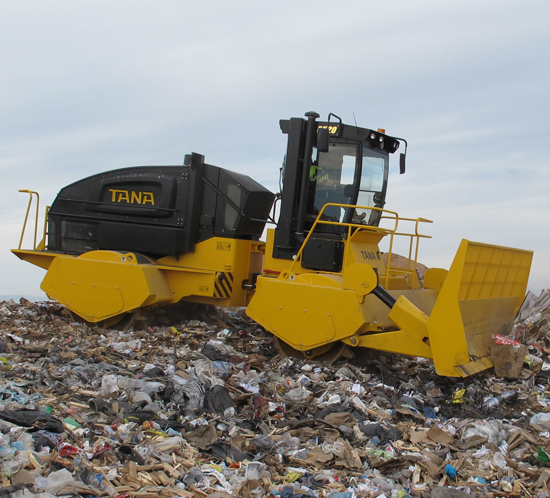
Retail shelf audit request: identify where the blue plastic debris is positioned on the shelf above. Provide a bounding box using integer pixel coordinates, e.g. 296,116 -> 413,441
424,407 -> 436,418
445,463 -> 457,479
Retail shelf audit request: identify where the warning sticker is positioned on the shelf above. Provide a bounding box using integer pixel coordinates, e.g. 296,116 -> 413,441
216,242 -> 231,251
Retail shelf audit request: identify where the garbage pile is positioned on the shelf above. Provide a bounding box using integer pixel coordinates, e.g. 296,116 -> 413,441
2,294 -> 550,498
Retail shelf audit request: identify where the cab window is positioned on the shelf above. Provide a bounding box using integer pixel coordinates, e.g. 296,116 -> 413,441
355,148 -> 388,225
310,143 -> 358,222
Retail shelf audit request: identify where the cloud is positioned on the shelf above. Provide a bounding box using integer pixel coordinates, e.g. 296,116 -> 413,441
1,0 -> 550,299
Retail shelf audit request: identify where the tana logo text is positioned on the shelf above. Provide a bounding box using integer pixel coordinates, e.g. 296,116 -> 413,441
109,189 -> 155,205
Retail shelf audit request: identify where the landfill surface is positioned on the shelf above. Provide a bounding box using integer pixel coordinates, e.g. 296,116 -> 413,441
2,292 -> 550,498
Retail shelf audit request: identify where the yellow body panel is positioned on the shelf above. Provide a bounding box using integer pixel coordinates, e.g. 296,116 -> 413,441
248,235 -> 532,377
41,251 -> 173,322
262,229 -> 294,275
13,237 -> 263,322
247,272 -> 367,350
357,295 -> 433,358
157,238 -> 264,305
13,194 -> 533,377
11,249 -> 56,271
247,273 -> 439,356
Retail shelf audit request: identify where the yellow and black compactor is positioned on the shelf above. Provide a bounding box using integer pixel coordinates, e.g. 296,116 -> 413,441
13,112 -> 533,377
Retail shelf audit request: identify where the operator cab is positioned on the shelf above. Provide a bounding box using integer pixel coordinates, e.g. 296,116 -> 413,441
308,141 -> 388,227
273,112 -> 404,267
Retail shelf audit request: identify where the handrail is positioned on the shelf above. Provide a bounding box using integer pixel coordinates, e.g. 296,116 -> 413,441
39,206 -> 50,250
288,203 -> 433,290
17,190 -> 49,251
18,190 -> 40,250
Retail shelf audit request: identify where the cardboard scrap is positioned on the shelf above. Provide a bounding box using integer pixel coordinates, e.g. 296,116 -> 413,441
409,428 -> 430,445
332,439 -> 363,469
306,445 -> 334,465
426,425 -> 453,446
491,343 -> 528,378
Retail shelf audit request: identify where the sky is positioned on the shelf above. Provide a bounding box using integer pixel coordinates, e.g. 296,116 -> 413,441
1,0 -> 550,300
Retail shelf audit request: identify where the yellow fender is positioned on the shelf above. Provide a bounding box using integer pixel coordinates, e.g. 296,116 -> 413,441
41,251 -> 173,322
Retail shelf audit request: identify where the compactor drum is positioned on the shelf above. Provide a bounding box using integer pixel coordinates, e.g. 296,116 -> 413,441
13,112 -> 533,376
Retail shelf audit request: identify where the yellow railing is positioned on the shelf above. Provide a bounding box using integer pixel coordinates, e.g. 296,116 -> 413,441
289,203 -> 432,290
378,211 -> 433,290
17,190 -> 48,251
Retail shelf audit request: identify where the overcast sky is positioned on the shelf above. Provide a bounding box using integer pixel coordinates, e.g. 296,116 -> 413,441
1,1 -> 549,300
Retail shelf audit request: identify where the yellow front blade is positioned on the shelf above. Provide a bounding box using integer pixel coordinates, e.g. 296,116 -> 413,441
427,239 -> 533,377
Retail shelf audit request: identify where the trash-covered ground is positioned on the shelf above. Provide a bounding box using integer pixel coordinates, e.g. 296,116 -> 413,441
2,293 -> 550,498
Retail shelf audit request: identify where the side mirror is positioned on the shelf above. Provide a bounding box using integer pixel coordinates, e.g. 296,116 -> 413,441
399,153 -> 406,174
316,128 -> 329,153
